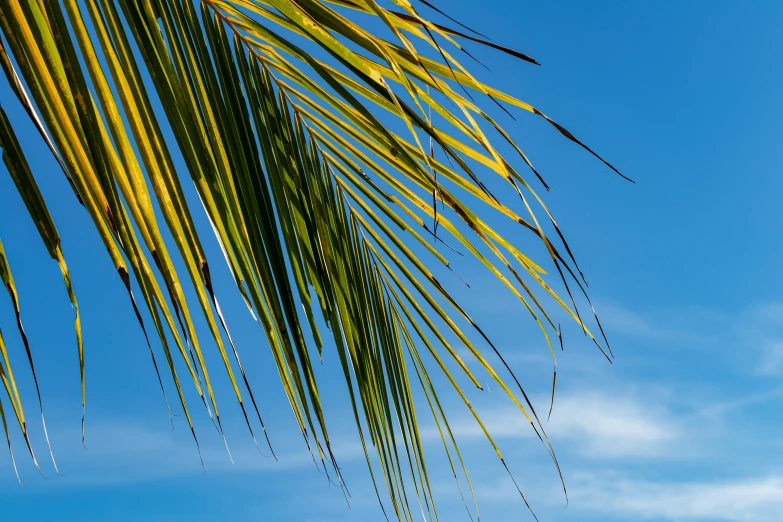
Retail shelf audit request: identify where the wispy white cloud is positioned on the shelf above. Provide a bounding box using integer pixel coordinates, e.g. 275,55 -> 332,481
0,419 -> 363,487
738,304 -> 783,374
596,300 -> 783,376
598,302 -> 692,341
568,471 -> 783,522
723,303 -> 783,375
760,341 -> 783,373
429,389 -> 678,459
547,391 -> 676,457
474,471 -> 783,522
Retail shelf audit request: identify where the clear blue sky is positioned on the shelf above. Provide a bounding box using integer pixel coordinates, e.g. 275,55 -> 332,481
1,1 -> 783,521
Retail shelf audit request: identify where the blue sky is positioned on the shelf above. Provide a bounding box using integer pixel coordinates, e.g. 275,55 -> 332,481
1,1 -> 783,521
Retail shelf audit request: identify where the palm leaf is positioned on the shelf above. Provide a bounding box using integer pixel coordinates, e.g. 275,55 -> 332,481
0,0 -> 624,518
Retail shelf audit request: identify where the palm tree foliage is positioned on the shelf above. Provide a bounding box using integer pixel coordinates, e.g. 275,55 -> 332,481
0,0 -> 623,519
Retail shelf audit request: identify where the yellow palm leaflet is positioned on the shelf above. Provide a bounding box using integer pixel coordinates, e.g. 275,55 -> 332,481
0,0 -> 626,517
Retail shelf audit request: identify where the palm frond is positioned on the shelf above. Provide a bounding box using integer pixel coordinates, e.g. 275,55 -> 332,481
0,0 -> 623,518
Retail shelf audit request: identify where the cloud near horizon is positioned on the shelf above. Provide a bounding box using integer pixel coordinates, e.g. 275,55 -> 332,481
567,472 -> 783,522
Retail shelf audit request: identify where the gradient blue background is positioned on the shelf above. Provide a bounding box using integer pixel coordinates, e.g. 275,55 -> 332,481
1,1 -> 782,521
